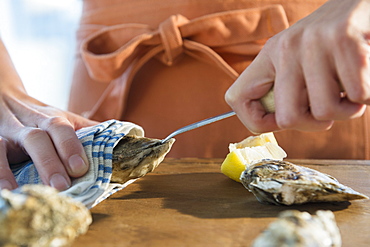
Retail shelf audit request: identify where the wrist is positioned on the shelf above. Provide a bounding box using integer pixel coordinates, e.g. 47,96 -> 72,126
0,40 -> 27,95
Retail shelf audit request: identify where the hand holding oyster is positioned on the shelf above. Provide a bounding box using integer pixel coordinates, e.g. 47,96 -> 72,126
0,133 -> 175,247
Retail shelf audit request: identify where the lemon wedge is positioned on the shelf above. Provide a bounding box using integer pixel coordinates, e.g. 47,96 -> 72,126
221,133 -> 286,182
221,151 -> 246,182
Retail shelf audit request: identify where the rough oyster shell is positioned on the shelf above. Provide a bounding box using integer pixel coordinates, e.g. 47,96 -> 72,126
111,135 -> 175,183
252,210 -> 341,247
240,159 -> 368,205
0,184 -> 92,247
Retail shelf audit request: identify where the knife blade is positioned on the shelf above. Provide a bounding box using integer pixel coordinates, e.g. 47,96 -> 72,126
161,111 -> 236,143
161,88 -> 275,143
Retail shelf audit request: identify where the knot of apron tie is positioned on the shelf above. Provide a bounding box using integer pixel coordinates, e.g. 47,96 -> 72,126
80,5 -> 289,82
158,15 -> 187,66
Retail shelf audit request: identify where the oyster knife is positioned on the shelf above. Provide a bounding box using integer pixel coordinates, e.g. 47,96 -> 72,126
161,111 -> 236,143
161,88 -> 276,143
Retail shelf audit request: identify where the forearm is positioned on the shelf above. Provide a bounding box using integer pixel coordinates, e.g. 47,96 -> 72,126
0,38 -> 99,191
0,38 -> 27,94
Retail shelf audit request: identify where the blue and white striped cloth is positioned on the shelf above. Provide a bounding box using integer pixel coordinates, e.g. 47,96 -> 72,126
11,120 -> 144,208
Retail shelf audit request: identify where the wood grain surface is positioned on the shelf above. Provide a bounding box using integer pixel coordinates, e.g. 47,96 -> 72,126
73,158 -> 370,247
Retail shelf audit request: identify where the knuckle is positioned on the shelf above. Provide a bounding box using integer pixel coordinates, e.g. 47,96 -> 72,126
347,87 -> 370,103
266,34 -> 291,55
0,137 -> 7,147
329,24 -> 345,40
58,138 -> 79,153
310,105 -> 336,121
262,37 -> 276,52
276,120 -> 293,130
275,114 -> 299,129
22,128 -> 46,142
331,23 -> 357,51
37,155 -> 57,169
42,116 -> 70,131
301,28 -> 318,47
225,88 -> 237,106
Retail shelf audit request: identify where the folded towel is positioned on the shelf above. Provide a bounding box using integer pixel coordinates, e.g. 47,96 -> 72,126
11,120 -> 144,208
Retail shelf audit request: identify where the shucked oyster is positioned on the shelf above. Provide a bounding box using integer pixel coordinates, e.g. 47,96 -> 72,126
240,159 -> 368,205
111,135 -> 175,183
252,210 -> 341,247
0,184 -> 92,247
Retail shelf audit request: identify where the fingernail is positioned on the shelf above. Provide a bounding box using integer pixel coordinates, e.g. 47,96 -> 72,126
68,154 -> 88,176
0,179 -> 14,190
50,174 -> 70,191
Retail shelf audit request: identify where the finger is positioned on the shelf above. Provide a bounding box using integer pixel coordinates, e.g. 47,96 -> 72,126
0,137 -> 18,190
273,45 -> 334,131
38,116 -> 89,178
225,50 -> 278,133
5,96 -> 89,178
334,23 -> 370,104
19,127 -> 71,191
304,45 -> 366,120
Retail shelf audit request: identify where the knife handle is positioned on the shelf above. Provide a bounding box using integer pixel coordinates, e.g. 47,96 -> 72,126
260,83 -> 347,113
260,88 -> 275,113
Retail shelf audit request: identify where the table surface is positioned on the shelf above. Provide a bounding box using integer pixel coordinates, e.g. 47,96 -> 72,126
73,158 -> 370,247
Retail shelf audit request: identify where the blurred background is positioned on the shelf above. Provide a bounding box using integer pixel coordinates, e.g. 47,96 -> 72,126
0,0 -> 82,110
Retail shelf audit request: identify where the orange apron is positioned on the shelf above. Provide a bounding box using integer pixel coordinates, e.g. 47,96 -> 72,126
68,0 -> 370,159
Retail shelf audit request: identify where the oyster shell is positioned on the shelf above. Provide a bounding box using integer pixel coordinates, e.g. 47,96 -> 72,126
240,159 -> 368,205
252,210 -> 341,247
0,184 -> 92,247
111,135 -> 175,183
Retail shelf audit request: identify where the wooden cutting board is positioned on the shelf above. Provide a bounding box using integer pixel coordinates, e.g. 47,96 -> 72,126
73,158 -> 370,247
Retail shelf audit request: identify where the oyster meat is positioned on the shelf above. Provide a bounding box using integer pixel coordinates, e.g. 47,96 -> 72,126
111,135 -> 175,183
240,159 -> 368,205
0,184 -> 92,247
252,210 -> 341,247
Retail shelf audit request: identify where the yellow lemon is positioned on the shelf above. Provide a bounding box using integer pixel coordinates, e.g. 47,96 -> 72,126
221,132 -> 287,182
220,151 -> 246,182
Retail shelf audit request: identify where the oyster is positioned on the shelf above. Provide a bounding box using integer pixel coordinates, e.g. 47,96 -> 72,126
252,210 -> 341,247
240,159 -> 368,205
111,135 -> 175,183
0,184 -> 92,247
